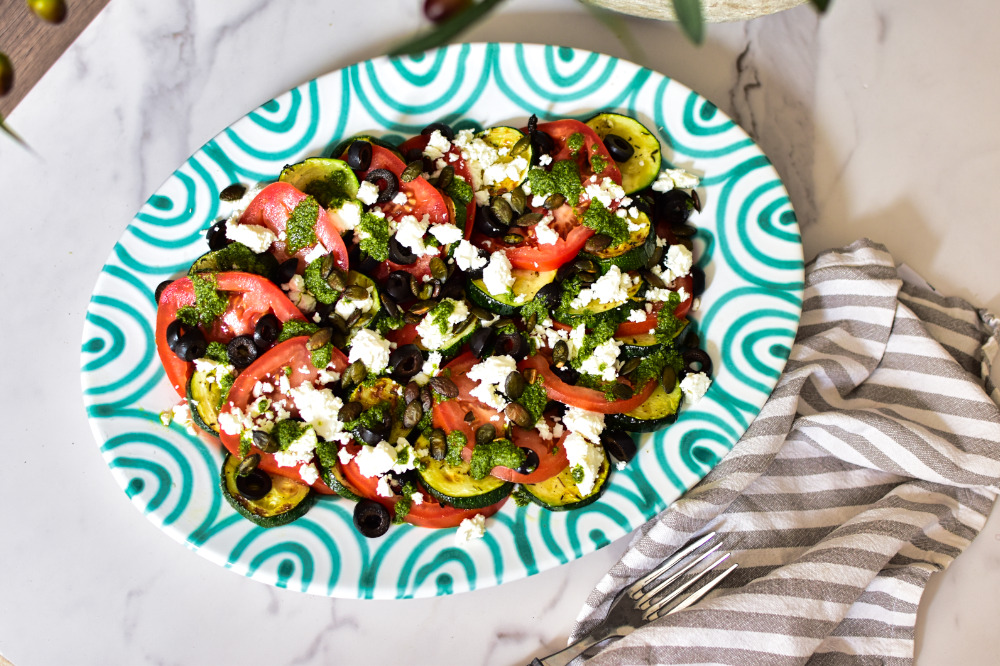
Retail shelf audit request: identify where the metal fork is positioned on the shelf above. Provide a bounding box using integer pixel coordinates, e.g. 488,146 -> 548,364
529,532 -> 737,666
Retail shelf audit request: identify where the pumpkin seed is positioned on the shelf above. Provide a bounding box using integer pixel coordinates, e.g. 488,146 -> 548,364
504,402 -> 533,428
509,188 -> 527,215
503,233 -> 524,245
329,314 -> 349,334
410,299 -> 437,316
401,160 -> 423,183
578,271 -> 597,284
619,358 -> 641,376
338,401 -> 363,423
491,197 -> 513,225
544,193 -> 566,209
573,257 -> 598,273
552,340 -> 569,367
475,424 -> 497,446
344,285 -> 369,301
380,294 -> 399,318
504,371 -> 526,400
646,244 -> 665,269
219,183 -> 247,202
661,366 -> 677,392
409,274 -> 421,298
430,257 -> 448,281
326,270 -> 347,291
672,223 -> 697,238
452,314 -> 475,334
252,430 -> 280,454
236,453 -> 261,477
307,328 -> 332,351
429,376 -> 459,398
525,312 -> 537,330
612,382 -> 634,401
641,269 -> 666,289
403,400 -> 424,428
584,234 -> 613,253
511,134 -> 531,157
523,367 -> 539,385
513,212 -> 542,227
345,309 -> 362,328
470,305 -> 494,321
404,311 -> 423,325
404,381 -> 421,405
342,360 -> 367,388
691,189 -> 702,212
419,283 -> 434,300
429,429 -> 447,460
437,165 -> 454,190
421,385 -> 434,412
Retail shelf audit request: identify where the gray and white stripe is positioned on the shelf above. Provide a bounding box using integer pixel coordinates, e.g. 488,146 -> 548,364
573,239 -> 1000,665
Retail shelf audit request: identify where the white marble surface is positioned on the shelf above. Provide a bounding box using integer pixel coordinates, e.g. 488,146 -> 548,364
1,0 -> 998,664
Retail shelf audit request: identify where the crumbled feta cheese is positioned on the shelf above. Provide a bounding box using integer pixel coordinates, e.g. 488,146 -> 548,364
655,235 -> 669,248
563,407 -> 605,444
563,432 -> 604,496
455,513 -> 487,545
578,338 -> 622,381
482,251 -> 515,296
680,371 -> 712,403
531,194 -> 548,208
429,223 -> 463,246
651,168 -> 700,193
411,492 -> 424,505
348,329 -> 393,373
354,440 -> 397,478
569,265 -> 636,309
421,352 -> 443,377
281,274 -> 316,313
552,422 -> 565,439
665,244 -> 693,279
453,239 -> 487,272
273,426 -> 318,468
335,285 -> 375,321
395,214 -> 432,256
627,309 -> 647,323
538,154 -> 552,166
533,215 -> 559,245
166,402 -> 197,435
423,130 -> 452,160
467,354 -> 518,409
356,180 -> 380,206
302,242 -> 328,264
583,177 -> 625,207
218,406 -> 249,436
225,220 -> 276,253
333,200 -> 362,231
416,298 -> 469,350
338,447 -> 355,465
375,475 -> 394,498
299,463 -> 320,486
536,419 -> 553,440
288,382 -> 349,443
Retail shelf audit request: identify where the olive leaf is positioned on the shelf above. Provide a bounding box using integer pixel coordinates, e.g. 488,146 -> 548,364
671,0 -> 704,44
0,112 -> 26,146
390,0 -> 508,57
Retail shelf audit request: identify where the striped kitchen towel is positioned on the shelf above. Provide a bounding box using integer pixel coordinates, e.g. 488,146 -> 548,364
572,239 -> 1000,665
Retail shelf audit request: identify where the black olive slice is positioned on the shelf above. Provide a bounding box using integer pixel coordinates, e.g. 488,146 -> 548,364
656,189 -> 693,226
534,282 -> 562,310
421,121 -> 454,141
206,218 -> 231,251
516,448 -> 539,475
253,314 -> 281,351
346,140 -> 373,171
166,320 -> 186,352
386,270 -> 417,302
602,133 -> 634,163
272,258 -> 298,287
601,430 -> 637,464
354,499 -> 391,538
154,280 -> 173,305
690,266 -> 705,297
364,168 -> 399,204
388,236 -> 418,265
227,335 -> 260,369
389,344 -> 424,381
531,129 -> 555,156
357,426 -> 385,447
174,328 -> 207,362
469,327 -> 496,359
473,206 -> 508,238
235,468 -> 272,501
494,331 -> 528,360
682,349 -> 713,377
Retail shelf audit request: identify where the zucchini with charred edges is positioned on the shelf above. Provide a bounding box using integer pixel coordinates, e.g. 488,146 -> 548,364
606,382 -> 683,432
418,440 -> 513,510
467,269 -> 557,316
585,112 -> 662,194
221,454 -> 316,527
523,453 -> 611,511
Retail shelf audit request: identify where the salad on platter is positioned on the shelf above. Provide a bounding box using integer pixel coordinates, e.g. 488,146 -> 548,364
156,112 -> 713,543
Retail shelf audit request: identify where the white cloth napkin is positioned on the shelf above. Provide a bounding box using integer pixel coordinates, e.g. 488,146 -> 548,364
572,239 -> 1000,665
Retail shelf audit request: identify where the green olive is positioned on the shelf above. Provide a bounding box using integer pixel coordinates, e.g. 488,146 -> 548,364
0,52 -> 12,96
27,0 -> 66,23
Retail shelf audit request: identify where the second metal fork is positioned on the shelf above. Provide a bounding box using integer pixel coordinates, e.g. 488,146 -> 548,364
530,532 -> 737,666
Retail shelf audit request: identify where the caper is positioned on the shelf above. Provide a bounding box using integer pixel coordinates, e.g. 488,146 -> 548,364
380,293 -> 399,318
307,328 -> 332,351
403,400 -> 424,429
338,401 -> 363,423
509,188 -> 527,215
430,257 -> 448,281
252,430 -> 280,454
344,285 -> 369,300
584,234 -> 613,253
342,360 -> 367,388
544,193 -> 566,209
219,183 -> 247,202
513,212 -> 542,227
503,233 -> 524,245
552,340 -> 569,367
504,371 -> 526,400
641,269 -> 666,290
619,358 -> 641,377
612,382 -> 634,401
437,165 -> 455,190
475,424 -> 497,446
511,134 -> 531,157
401,160 -> 424,183
661,366 -> 677,392
491,197 -> 514,226
429,376 -> 459,398
236,453 -> 261,477
404,381 -> 421,405
429,429 -> 447,460
504,402 -> 533,428
27,0 -> 66,23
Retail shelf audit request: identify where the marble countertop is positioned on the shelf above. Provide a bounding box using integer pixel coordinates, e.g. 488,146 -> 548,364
1,0 -> 998,664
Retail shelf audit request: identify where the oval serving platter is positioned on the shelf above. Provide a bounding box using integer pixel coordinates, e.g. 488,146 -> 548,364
81,43 -> 804,599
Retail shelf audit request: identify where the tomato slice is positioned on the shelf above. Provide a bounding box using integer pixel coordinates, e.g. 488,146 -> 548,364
155,272 -> 307,397
237,182 -> 350,274
520,354 -> 657,414
474,222 -> 593,272
337,440 -> 507,528
384,322 -> 419,347
217,337 -> 348,493
537,119 -> 622,186
614,275 -> 694,336
398,134 -> 477,240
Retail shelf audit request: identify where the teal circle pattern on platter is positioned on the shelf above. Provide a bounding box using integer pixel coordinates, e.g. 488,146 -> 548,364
80,43 -> 804,600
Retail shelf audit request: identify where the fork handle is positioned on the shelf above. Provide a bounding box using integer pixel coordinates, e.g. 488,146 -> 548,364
529,629 -> 626,666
